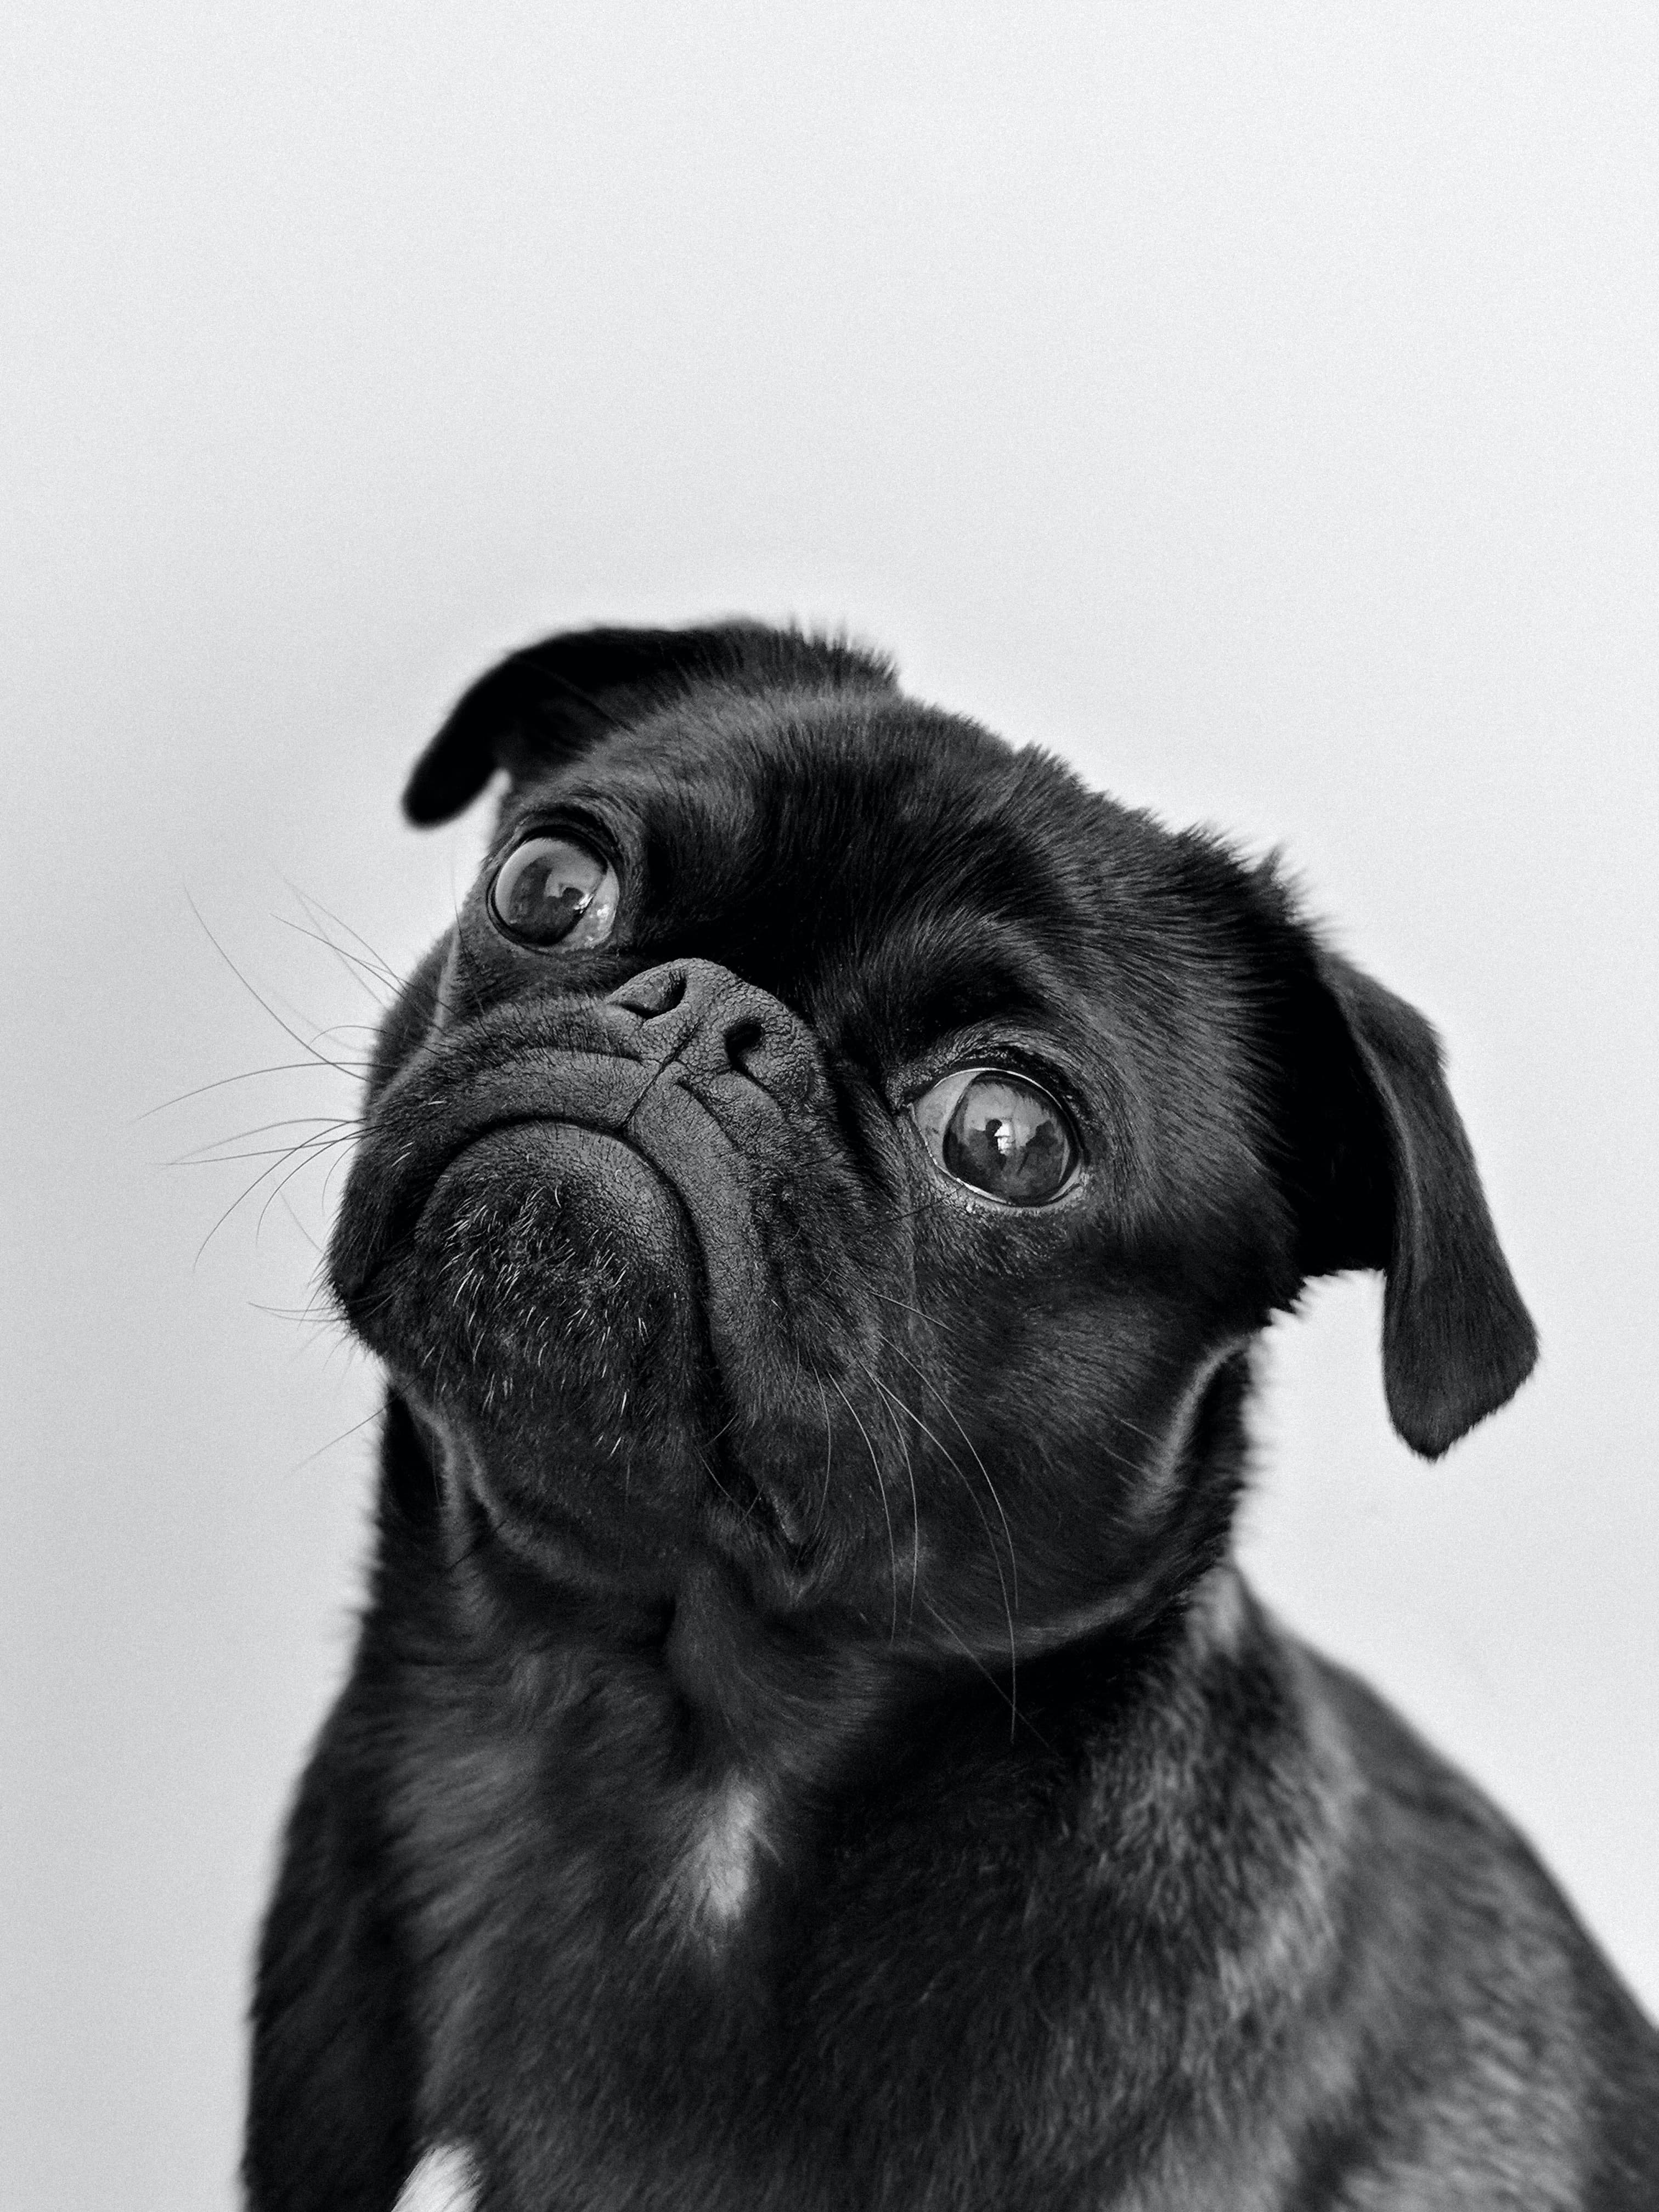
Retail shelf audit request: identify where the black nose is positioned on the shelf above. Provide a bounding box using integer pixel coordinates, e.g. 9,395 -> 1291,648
610,964 -> 690,1021
606,960 -> 813,1094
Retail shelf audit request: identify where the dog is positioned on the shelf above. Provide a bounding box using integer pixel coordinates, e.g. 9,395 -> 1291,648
246,623 -> 1659,2210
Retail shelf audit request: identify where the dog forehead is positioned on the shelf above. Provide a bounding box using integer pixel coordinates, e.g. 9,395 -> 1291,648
501,686 -> 1276,1081
521,696 -> 1104,942
534,690 -> 1044,848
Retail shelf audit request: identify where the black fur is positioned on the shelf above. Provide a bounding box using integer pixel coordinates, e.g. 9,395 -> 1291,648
247,623 -> 1656,2210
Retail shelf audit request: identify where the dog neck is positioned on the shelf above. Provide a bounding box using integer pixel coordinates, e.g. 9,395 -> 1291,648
374,1407 -> 919,1944
371,1388 -> 1251,1951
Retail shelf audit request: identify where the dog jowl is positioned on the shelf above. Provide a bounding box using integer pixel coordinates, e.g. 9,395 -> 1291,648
247,624 -> 1659,2211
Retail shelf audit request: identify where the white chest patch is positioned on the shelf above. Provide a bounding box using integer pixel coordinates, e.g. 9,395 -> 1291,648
394,2143 -> 481,2212
679,1773 -> 769,1929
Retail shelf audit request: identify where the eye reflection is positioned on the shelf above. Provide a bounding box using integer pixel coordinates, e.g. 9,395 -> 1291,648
913,1068 -> 1079,1206
489,835 -> 619,951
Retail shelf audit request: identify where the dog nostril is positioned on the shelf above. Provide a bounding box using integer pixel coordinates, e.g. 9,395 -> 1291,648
611,967 -> 687,1020
723,1017 -> 767,1075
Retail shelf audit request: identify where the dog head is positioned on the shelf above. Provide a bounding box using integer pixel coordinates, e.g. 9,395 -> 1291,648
330,622 -> 1536,1662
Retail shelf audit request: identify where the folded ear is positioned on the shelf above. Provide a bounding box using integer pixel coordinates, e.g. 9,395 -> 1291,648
402,621 -> 895,825
1285,946 -> 1538,1459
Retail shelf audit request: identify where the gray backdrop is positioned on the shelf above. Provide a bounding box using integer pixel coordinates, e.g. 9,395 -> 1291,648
4,5 -> 1656,2205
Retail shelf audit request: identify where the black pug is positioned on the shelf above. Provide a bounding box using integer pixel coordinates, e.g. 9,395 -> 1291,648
246,623 -> 1659,2210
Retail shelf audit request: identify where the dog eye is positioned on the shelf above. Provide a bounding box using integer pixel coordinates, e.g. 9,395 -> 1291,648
913,1069 -> 1079,1206
489,835 -> 620,950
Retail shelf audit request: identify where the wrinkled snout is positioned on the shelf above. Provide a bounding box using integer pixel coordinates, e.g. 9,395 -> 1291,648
327,954 -> 903,1573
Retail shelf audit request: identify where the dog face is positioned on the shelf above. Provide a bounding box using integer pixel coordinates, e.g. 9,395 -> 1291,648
330,624 -> 1536,1666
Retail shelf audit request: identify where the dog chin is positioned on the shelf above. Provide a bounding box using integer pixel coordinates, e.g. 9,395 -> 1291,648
359,1121 -> 714,1436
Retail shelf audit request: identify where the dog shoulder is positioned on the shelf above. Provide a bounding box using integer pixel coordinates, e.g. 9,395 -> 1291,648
1284,1637 -> 1659,2199
246,1648 -> 420,2211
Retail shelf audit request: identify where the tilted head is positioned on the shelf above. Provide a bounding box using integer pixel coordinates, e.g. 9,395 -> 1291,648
330,622 -> 1536,1669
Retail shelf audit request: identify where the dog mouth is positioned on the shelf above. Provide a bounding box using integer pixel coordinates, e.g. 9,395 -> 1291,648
328,1035 -> 826,1450
325,982 -> 910,1600
348,1084 -> 707,1336
330,1003 -> 882,1379
422,1111 -> 657,1220
330,1043 -> 660,1308
352,1096 -> 825,1576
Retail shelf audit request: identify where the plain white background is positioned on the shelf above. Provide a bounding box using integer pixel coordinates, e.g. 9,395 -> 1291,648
3,6 -> 1656,2204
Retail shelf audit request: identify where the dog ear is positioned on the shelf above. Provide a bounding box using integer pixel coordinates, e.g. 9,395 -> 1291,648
402,622 -> 897,825
401,624 -> 760,825
1285,946 -> 1538,1459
